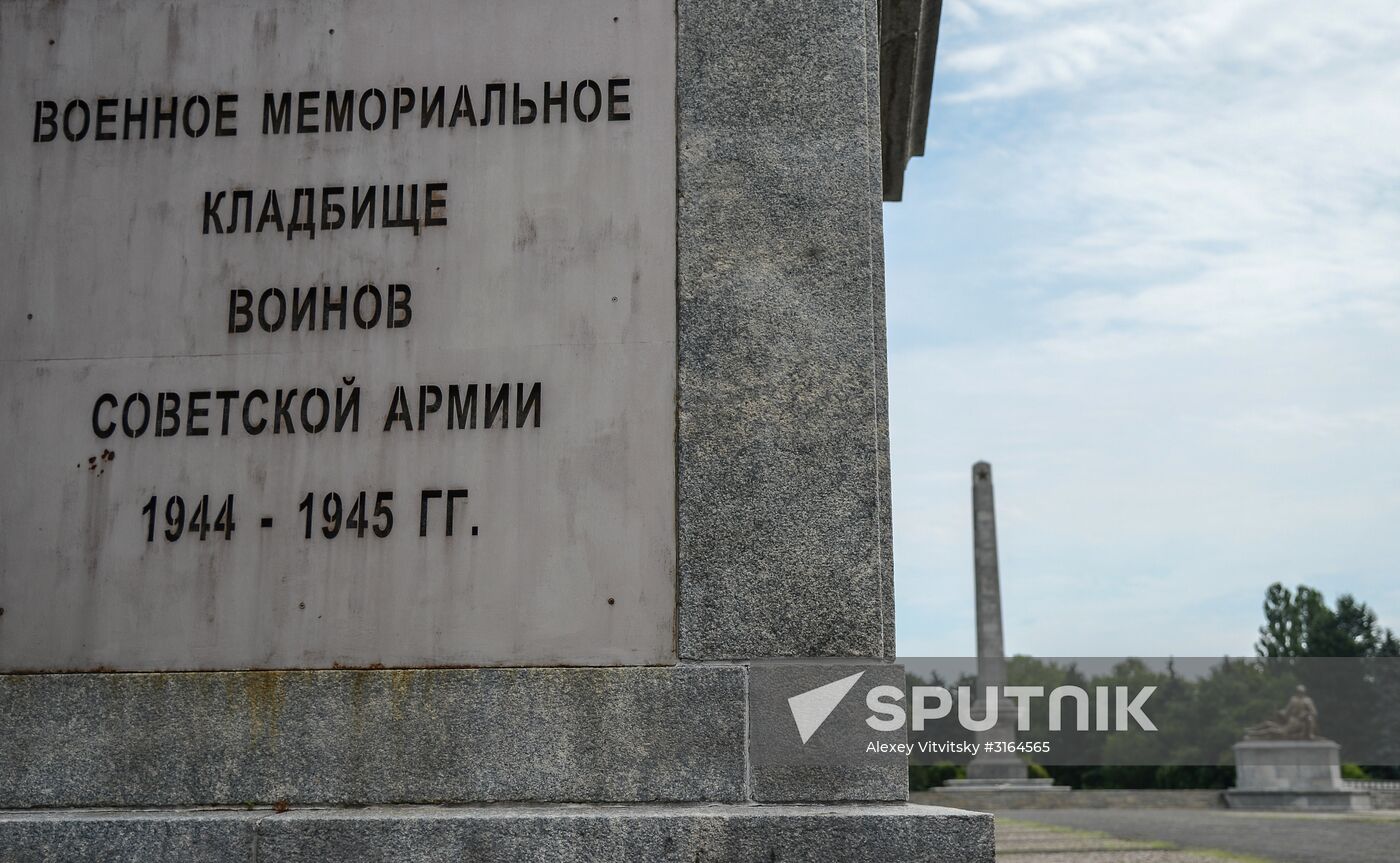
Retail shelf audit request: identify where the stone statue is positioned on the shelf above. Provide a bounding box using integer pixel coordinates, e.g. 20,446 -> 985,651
1245,685 -> 1320,741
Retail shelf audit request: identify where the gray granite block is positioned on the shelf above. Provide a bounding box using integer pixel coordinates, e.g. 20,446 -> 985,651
676,0 -> 891,660
0,666 -> 746,808
0,809 -> 255,863
748,663 -> 908,802
1231,739 -> 1346,791
0,804 -> 996,863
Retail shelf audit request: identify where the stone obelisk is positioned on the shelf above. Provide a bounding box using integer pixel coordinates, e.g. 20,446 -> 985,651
971,461 -> 1009,706
944,462 -> 1058,789
964,461 -> 1026,780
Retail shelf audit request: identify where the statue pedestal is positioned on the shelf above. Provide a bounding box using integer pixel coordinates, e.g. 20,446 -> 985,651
1225,740 -> 1371,811
937,748 -> 1065,793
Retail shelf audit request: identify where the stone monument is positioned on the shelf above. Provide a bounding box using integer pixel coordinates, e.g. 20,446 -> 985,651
0,0 -> 992,860
1226,685 -> 1371,811
942,462 -> 1060,791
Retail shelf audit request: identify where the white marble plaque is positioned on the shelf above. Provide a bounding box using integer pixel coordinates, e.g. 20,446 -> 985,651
0,0 -> 677,670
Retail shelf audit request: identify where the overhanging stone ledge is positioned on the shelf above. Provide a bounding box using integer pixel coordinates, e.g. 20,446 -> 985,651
0,803 -> 995,863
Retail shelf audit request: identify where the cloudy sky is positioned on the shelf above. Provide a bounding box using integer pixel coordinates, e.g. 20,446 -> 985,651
886,0 -> 1400,657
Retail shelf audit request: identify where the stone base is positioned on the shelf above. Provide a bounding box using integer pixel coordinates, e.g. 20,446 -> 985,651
1,666 -> 908,808
915,789 -> 1223,810
1224,790 -> 1372,812
1226,740 -> 1373,810
964,747 -> 1028,782
0,803 -> 994,863
1231,739 -> 1347,793
938,778 -> 1066,792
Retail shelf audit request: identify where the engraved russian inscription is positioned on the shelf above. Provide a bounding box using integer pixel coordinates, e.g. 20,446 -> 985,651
0,0 -> 677,671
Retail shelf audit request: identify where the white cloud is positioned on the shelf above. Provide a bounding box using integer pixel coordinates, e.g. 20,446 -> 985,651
887,0 -> 1400,657
943,1 -> 1400,99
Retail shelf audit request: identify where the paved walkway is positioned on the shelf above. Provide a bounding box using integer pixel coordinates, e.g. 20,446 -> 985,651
996,819 -> 1228,862
1002,808 -> 1400,863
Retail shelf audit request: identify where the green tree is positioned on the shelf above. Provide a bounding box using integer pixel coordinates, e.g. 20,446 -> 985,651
1253,583 -> 1400,771
1255,583 -> 1399,658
